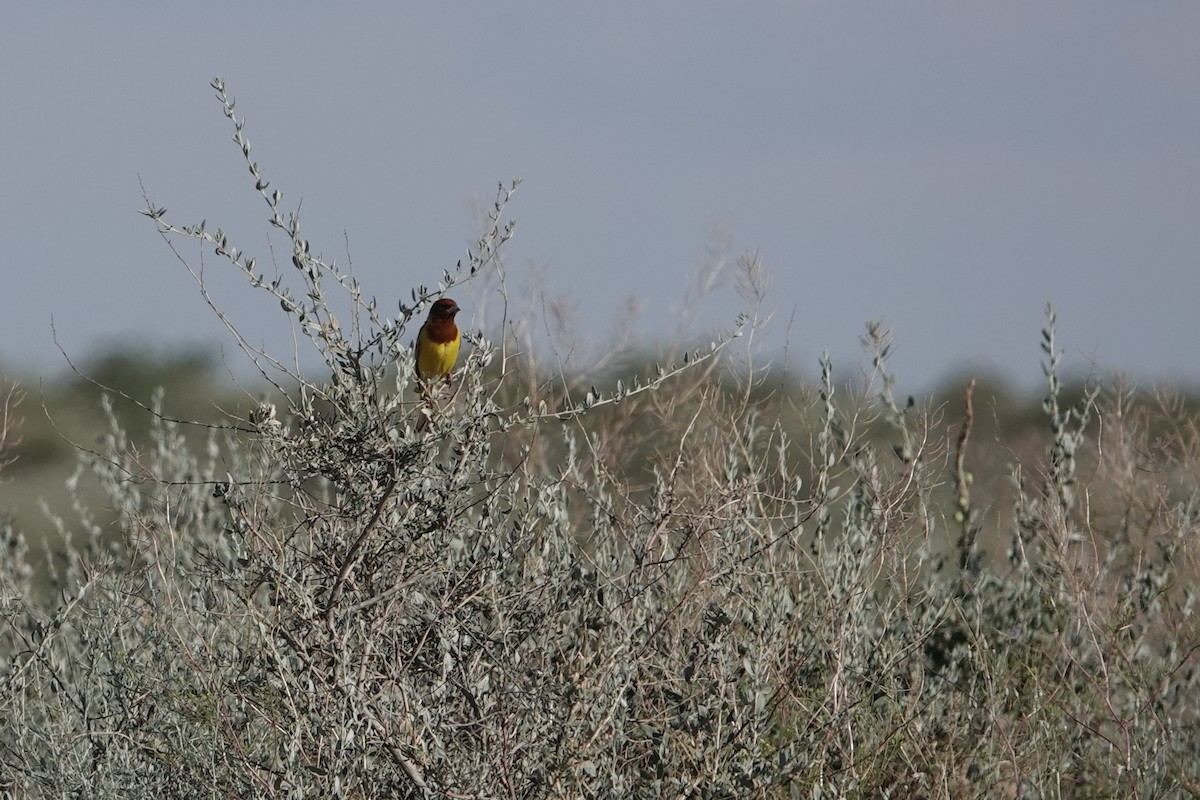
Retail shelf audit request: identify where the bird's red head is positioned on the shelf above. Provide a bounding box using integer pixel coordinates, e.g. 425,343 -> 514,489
428,298 -> 460,322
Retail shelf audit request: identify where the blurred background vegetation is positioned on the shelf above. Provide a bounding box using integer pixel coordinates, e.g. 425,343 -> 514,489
5,343 -> 1194,594
0,347 -> 249,585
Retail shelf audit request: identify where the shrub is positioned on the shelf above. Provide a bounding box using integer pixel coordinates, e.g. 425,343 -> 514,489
1,80 -> 1197,799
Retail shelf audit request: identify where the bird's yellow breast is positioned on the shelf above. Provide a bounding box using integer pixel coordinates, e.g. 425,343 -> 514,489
416,329 -> 461,379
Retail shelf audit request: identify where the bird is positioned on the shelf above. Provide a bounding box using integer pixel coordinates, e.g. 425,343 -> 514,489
414,297 -> 462,384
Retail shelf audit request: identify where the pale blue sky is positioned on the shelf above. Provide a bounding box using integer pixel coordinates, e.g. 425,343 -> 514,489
3,4 -> 1198,392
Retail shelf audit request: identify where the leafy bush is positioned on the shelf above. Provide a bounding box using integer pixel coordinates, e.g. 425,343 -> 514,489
1,80 -> 1197,799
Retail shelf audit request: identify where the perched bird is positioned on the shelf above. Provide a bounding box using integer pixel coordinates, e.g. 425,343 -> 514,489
414,298 -> 462,383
